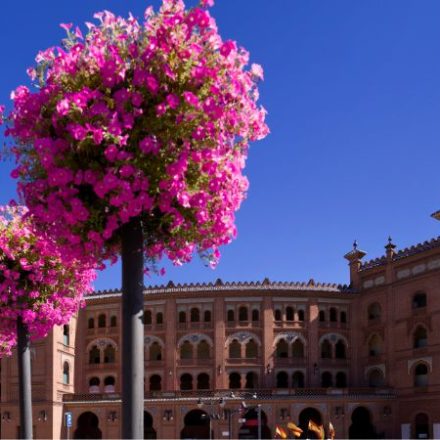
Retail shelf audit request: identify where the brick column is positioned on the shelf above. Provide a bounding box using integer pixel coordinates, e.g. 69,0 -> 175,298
262,296 -> 274,388
214,297 -> 226,389
308,300 -> 320,387
165,298 -> 177,390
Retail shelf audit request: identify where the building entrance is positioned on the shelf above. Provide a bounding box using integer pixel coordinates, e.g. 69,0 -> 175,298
349,406 -> 377,439
238,408 -> 271,439
180,409 -> 210,439
298,408 -> 323,439
144,410 -> 157,439
73,411 -> 102,439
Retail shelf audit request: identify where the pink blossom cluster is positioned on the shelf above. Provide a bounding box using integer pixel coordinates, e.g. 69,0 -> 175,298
6,0 -> 268,269
0,205 -> 95,356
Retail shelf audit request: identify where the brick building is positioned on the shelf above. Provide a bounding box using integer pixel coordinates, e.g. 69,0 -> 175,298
1,235 -> 440,439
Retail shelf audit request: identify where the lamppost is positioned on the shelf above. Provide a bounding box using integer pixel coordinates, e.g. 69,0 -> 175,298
198,398 -> 226,439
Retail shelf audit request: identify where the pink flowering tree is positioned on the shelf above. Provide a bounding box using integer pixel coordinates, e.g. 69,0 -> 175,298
0,205 -> 95,356
0,204 -> 95,439
4,0 -> 268,436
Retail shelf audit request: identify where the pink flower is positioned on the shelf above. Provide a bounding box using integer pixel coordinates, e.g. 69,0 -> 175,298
104,145 -> 119,162
250,63 -> 264,80
220,40 -> 236,57
139,136 -> 160,155
156,103 -> 167,116
183,91 -> 199,107
166,94 -> 180,110
200,0 -> 214,7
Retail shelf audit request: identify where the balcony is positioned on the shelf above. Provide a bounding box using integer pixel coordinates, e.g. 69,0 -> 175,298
319,358 -> 349,367
62,386 -> 396,403
177,358 -> 213,367
273,358 -> 306,367
226,357 -> 262,366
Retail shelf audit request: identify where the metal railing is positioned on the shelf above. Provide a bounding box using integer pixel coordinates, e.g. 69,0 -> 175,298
62,386 -> 395,402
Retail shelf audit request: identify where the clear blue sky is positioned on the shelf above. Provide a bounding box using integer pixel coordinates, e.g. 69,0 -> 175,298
1,1 -> 439,290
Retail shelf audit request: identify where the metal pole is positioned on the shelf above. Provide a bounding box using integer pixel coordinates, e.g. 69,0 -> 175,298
228,410 -> 232,440
209,415 -> 212,440
17,317 -> 33,439
121,216 -> 144,439
257,404 -> 262,440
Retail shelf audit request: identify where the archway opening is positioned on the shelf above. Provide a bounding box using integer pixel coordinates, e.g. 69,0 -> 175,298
414,413 -> 430,439
238,408 -> 271,439
144,410 -> 157,439
181,409 -> 210,439
298,407 -> 322,439
349,406 -> 376,439
74,412 -> 102,439
368,369 -> 385,388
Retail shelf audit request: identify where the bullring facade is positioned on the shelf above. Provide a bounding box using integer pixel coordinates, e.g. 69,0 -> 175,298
1,235 -> 440,439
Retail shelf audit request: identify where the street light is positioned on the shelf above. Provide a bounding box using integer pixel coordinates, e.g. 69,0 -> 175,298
252,393 -> 262,440
197,398 -> 225,440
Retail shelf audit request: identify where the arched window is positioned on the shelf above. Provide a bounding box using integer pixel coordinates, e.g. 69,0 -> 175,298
414,364 -> 428,387
368,303 -> 381,321
229,372 -> 241,389
89,377 -> 100,393
335,372 -> 347,388
239,306 -> 248,321
197,340 -> 210,359
190,308 -> 200,322
276,371 -> 289,388
320,340 -> 332,358
298,310 -> 305,322
319,310 -> 325,322
150,374 -> 162,391
110,316 -> 117,327
414,413 -> 429,439
149,342 -> 162,361
197,373 -> 210,390
144,310 -> 152,325
292,340 -> 304,358
104,376 -> 115,393
229,339 -> 241,358
276,339 -> 289,358
413,292 -> 427,309
180,341 -> 193,360
274,309 -> 282,321
88,317 -> 94,329
368,334 -> 383,356
63,325 -> 70,346
89,345 -> 100,364
180,373 -> 193,390
63,362 -> 70,385
252,309 -> 260,322
245,339 -> 258,358
329,308 -> 337,322
227,309 -> 235,322
286,307 -> 294,321
98,314 -> 106,328
292,371 -> 304,388
245,372 -> 258,389
104,345 -> 115,363
321,371 -> 332,388
204,310 -> 211,322
340,311 -> 347,323
178,311 -> 186,323
335,340 -> 346,359
413,326 -> 428,349
368,369 -> 385,387
156,312 -> 163,325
